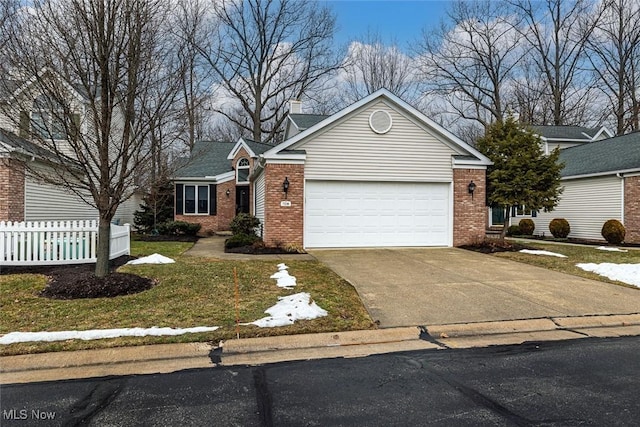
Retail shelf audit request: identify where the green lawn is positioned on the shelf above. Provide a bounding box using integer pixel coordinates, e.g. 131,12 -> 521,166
0,241 -> 374,356
495,239 -> 640,289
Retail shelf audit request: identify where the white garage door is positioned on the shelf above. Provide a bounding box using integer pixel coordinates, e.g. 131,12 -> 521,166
305,181 -> 450,248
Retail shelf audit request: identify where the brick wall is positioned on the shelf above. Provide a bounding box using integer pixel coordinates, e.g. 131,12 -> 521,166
0,158 -> 25,221
175,180 -> 237,235
624,175 -> 640,244
453,168 -> 487,246
262,163 -> 304,247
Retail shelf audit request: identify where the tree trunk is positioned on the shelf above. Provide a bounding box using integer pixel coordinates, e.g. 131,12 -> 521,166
95,218 -> 112,278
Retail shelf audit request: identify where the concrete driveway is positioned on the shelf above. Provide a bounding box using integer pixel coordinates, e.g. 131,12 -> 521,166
311,248 -> 640,327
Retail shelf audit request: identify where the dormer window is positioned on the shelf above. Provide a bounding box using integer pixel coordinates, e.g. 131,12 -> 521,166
236,158 -> 250,183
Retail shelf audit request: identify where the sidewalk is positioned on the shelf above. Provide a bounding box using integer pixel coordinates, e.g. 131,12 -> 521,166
3,314 -> 639,384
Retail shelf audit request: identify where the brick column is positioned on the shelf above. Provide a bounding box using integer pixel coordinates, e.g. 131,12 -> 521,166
263,163 -> 304,247
624,176 -> 640,244
0,158 -> 25,222
453,168 -> 487,246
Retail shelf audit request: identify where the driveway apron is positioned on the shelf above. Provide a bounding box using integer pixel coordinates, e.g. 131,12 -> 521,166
311,248 -> 640,327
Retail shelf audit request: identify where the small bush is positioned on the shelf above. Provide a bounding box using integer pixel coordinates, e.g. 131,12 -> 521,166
157,220 -> 201,236
601,219 -> 625,244
549,218 -> 570,238
518,218 -> 535,235
230,213 -> 260,237
506,225 -> 520,236
225,233 -> 260,249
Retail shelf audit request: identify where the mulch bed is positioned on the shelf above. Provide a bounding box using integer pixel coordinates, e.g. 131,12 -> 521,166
460,239 -> 534,254
225,245 -> 300,255
2,255 -> 156,300
133,234 -> 199,242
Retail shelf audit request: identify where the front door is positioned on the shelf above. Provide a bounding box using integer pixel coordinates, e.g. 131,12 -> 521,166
236,185 -> 250,214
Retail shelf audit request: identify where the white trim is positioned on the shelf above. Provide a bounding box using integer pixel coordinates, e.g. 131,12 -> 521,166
452,164 -> 487,170
227,137 -> 256,160
175,171 -> 235,182
591,126 -> 614,140
368,110 -> 393,134
262,89 -> 492,166
265,158 -> 306,165
562,168 -> 640,180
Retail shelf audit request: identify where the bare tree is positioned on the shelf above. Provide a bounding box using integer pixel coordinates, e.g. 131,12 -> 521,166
416,0 -> 523,129
510,0 -> 601,126
587,0 -> 640,134
1,0 -> 183,277
201,0 -> 341,144
342,31 -> 417,103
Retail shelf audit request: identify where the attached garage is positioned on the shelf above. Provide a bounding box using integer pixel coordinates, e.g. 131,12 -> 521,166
305,180 -> 450,247
253,89 -> 492,249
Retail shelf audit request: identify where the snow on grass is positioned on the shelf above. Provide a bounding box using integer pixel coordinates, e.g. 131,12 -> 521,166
126,253 -> 175,265
245,292 -> 328,328
576,263 -> 640,287
0,326 -> 219,345
596,246 -> 628,253
519,249 -> 567,258
270,263 -> 297,288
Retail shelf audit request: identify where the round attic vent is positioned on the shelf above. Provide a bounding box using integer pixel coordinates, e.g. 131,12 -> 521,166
369,110 -> 392,134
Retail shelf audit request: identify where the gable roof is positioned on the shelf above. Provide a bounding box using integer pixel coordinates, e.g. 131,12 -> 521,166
264,89 -> 492,166
559,132 -> 640,178
174,141 -> 235,179
0,127 -> 64,161
227,137 -> 274,160
530,125 -> 612,141
288,114 -> 329,131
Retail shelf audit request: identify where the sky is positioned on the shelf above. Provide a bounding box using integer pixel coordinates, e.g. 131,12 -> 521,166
324,0 -> 451,50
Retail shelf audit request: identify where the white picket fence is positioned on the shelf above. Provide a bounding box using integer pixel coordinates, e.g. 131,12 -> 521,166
0,220 -> 130,266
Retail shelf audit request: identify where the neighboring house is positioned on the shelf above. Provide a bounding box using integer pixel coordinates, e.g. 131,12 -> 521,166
529,132 -> 640,244
530,125 -> 613,153
489,124 -> 613,227
213,89 -> 490,249
173,138 -> 274,233
0,73 -> 140,225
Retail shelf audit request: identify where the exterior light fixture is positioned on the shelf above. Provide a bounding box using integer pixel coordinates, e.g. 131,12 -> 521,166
468,180 -> 477,199
283,177 -> 290,196
225,189 -> 231,197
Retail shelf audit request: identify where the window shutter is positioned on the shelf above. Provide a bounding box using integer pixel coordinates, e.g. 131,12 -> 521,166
209,184 -> 217,215
19,111 -> 30,138
175,184 -> 184,215
71,113 -> 81,139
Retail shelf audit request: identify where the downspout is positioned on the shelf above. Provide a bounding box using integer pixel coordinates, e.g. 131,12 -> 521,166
616,173 -> 624,224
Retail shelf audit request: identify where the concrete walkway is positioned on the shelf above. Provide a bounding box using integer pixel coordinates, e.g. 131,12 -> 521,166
311,248 -> 640,327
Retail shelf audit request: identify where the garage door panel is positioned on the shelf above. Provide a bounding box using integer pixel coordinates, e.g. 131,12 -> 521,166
305,181 -> 450,247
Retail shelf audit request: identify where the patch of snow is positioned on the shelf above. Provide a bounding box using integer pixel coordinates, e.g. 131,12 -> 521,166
270,266 -> 297,288
0,326 -> 218,345
596,246 -> 628,253
277,263 -> 289,271
126,253 -> 175,265
576,263 -> 640,287
246,292 -> 328,328
519,249 -> 567,258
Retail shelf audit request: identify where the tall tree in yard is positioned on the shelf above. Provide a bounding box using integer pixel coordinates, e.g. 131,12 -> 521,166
1,0 -> 183,277
203,0 -> 340,144
476,117 -> 564,238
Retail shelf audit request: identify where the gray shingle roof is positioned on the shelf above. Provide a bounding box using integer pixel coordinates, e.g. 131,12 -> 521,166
0,127 -> 60,160
530,125 -> 602,140
559,132 -> 640,177
242,138 -> 276,155
174,141 -> 235,178
289,114 -> 329,130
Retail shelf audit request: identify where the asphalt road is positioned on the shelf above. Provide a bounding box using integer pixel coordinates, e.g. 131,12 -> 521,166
2,336 -> 639,426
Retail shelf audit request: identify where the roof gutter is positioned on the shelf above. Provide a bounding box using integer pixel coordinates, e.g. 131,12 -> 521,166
562,168 -> 640,180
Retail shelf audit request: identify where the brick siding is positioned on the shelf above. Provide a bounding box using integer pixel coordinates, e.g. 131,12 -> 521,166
453,169 -> 487,246
262,163 -> 304,247
0,158 -> 25,221
175,180 -> 236,235
624,175 -> 640,244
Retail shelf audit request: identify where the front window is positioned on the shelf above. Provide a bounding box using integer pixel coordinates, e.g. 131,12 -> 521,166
32,111 -> 67,140
184,184 -> 209,214
236,158 -> 250,183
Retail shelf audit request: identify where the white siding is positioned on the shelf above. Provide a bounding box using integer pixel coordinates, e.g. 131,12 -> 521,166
531,175 -> 623,241
295,100 -> 458,182
114,193 -> 142,225
25,175 -> 98,221
254,171 -> 266,236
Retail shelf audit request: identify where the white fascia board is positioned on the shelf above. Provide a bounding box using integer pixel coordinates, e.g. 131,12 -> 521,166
544,137 -> 591,143
227,137 -> 255,160
263,152 -> 306,161
175,171 -> 234,182
452,164 -> 487,170
452,157 -> 491,168
263,89 -> 492,166
562,168 -> 640,180
591,126 -> 614,140
265,158 -> 305,165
